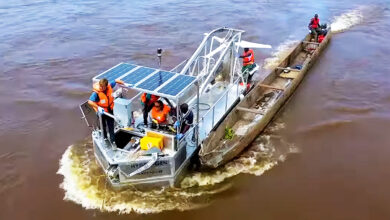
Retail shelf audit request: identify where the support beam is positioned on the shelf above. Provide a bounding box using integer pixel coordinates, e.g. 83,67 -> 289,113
236,106 -> 264,114
258,83 -> 285,91
276,67 -> 301,72
303,41 -> 320,45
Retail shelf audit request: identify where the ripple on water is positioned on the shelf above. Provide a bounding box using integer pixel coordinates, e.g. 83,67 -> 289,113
298,119 -> 353,134
0,151 -> 27,195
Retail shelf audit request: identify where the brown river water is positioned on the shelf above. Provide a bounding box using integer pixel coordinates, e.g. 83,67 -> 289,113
1,1 -> 390,219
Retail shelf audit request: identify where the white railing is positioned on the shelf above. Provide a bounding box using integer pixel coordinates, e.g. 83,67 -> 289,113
198,78 -> 241,141
170,59 -> 188,73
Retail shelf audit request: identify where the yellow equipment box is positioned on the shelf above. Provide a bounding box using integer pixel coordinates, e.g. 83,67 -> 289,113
140,136 -> 164,150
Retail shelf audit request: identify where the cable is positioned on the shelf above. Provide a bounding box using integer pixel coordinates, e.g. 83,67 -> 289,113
191,103 -> 211,111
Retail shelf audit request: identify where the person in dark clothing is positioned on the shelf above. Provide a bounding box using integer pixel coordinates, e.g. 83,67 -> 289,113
178,103 -> 194,134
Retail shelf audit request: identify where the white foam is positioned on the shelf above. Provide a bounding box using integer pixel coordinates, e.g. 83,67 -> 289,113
57,146 -> 103,211
331,7 -> 365,33
57,144 -> 238,214
181,124 -> 293,188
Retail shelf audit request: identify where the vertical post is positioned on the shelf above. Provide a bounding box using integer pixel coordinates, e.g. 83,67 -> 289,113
211,107 -> 215,128
225,91 -> 229,111
175,97 -> 180,151
157,48 -> 163,85
196,81 -> 200,148
157,48 -> 162,69
236,80 -> 239,98
98,112 -> 104,141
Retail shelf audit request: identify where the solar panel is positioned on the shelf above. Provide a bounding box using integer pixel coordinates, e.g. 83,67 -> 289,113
136,71 -> 175,91
96,63 -> 137,82
158,75 -> 196,96
121,66 -> 156,85
94,63 -> 197,98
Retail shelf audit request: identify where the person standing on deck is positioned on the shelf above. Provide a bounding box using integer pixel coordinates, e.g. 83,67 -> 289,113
88,78 -> 124,144
173,103 -> 194,139
308,14 -> 321,41
141,93 -> 160,125
239,47 -> 255,82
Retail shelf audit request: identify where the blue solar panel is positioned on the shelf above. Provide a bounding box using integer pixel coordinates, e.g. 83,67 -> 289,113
96,63 -> 137,82
136,71 -> 175,91
121,67 -> 156,85
158,75 -> 196,96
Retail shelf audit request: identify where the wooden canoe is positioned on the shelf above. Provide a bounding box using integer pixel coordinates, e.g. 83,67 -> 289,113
199,30 -> 332,168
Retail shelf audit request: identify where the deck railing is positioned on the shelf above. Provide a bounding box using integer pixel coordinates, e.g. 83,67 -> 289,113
198,78 -> 241,141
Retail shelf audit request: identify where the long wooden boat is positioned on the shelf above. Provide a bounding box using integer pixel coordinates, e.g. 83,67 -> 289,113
199,29 -> 332,168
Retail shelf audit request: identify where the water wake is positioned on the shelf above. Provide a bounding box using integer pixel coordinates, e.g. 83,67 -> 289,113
297,119 -> 353,134
330,5 -> 384,33
57,120 -> 295,214
330,8 -> 364,33
57,141 -> 218,214
262,6 -> 377,72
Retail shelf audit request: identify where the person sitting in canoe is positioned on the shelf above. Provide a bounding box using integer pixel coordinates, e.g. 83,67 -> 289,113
239,47 -> 255,82
308,14 -> 321,41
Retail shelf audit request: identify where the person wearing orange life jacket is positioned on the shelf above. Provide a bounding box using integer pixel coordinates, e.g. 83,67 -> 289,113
308,14 -> 321,41
88,78 -> 124,143
239,48 -> 255,82
141,93 -> 160,125
150,100 -> 171,124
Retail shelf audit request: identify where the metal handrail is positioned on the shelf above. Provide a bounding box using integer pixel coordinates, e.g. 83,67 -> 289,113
199,32 -> 241,94
179,125 -> 197,145
199,77 -> 241,132
170,59 -> 188,73
179,27 -> 244,76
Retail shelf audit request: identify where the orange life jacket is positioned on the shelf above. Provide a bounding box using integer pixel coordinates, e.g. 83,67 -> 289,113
243,49 -> 255,66
151,104 -> 171,124
141,93 -> 160,106
310,18 -> 320,29
92,83 -> 114,112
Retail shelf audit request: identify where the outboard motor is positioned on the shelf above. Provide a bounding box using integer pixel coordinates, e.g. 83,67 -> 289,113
319,23 -> 328,36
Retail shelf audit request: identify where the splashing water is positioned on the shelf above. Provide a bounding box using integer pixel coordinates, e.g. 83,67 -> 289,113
57,119 -> 295,214
57,140 -> 231,214
330,7 -> 365,33
330,5 -> 385,33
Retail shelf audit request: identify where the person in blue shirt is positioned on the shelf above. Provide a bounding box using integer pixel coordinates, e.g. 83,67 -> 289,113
174,103 -> 194,139
88,78 -> 124,143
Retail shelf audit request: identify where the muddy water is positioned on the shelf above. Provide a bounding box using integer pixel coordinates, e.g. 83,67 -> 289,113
1,1 -> 390,219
